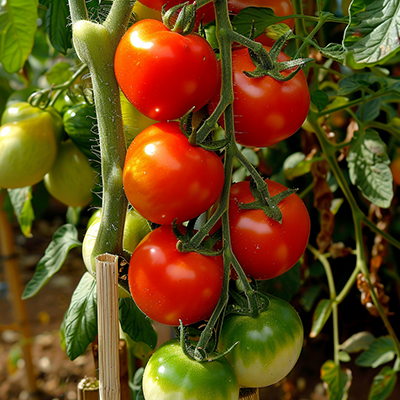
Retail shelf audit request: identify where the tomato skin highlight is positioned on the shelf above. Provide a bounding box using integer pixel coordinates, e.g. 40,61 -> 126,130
114,19 -> 219,121
142,339 -> 240,399
218,294 -> 303,388
210,47 -> 310,148
229,179 -> 310,280
128,225 -> 223,326
123,121 -> 224,225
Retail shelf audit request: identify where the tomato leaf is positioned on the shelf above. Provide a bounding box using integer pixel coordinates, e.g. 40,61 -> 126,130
321,360 -> 352,400
45,0 -> 72,54
257,262 -> 301,302
340,331 -> 375,353
369,367 -> 397,400
319,43 -> 346,63
7,187 -> 34,238
343,0 -> 400,67
63,272 -> 97,360
347,129 -> 393,208
119,298 -> 158,350
311,90 -> 329,112
0,0 -> 38,73
22,224 -> 82,299
310,298 -> 333,338
356,98 -> 381,123
356,336 -> 396,368
231,7 -> 283,38
337,73 -> 388,96
46,61 -> 73,85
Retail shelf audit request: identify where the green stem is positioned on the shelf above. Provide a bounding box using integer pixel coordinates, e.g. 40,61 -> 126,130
69,0 -> 134,262
291,0 -> 307,52
308,110 -> 400,359
308,244 -> 340,365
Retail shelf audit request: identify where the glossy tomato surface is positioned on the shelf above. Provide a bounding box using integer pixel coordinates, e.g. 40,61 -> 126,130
210,47 -> 310,148
229,179 -> 310,280
123,121 -> 224,225
128,225 -> 223,326
143,339 -> 239,399
218,294 -> 303,388
114,19 -> 218,121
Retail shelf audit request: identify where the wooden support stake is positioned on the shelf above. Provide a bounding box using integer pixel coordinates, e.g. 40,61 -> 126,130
0,193 -> 38,399
239,388 -> 260,400
96,253 -> 120,400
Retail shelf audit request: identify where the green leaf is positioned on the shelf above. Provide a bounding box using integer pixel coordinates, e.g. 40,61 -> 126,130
347,129 -> 393,208
369,367 -> 397,400
22,224 -> 82,299
340,331 -> 375,353
7,187 -> 34,238
356,98 -> 381,122
63,273 -> 97,360
356,336 -> 396,368
311,90 -> 330,112
119,298 -> 158,350
231,7 -> 284,38
46,0 -> 72,54
319,43 -> 346,63
339,351 -> 351,362
337,73 -> 387,96
343,0 -> 400,67
321,360 -> 352,400
258,262 -> 300,302
46,61 -> 73,85
0,0 -> 38,73
310,299 -> 333,338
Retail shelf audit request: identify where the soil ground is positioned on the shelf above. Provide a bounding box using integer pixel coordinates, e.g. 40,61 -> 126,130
1,207 -> 400,400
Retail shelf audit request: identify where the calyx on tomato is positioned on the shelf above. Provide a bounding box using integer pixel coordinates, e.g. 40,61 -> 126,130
243,30 -> 313,81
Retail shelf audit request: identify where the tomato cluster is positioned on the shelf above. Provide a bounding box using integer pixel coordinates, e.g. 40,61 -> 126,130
112,1 -> 309,397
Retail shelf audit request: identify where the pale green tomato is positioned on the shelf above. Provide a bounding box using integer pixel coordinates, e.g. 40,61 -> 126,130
218,294 -> 303,388
143,339 -> 240,400
82,208 -> 151,274
120,92 -> 158,146
0,113 -> 60,189
44,140 -> 96,208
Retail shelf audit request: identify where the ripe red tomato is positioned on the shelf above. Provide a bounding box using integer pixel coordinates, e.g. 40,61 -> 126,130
390,152 -> 400,185
139,0 -> 215,28
123,122 -> 225,225
114,19 -> 219,121
209,46 -> 310,148
229,179 -> 310,280
128,225 -> 224,326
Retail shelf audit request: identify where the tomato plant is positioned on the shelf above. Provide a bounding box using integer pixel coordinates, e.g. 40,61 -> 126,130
142,339 -> 239,399
114,19 -> 219,121
0,103 -> 62,189
128,225 -> 223,326
218,294 -> 303,388
209,46 -> 310,148
123,121 -> 224,225
229,179 -> 310,280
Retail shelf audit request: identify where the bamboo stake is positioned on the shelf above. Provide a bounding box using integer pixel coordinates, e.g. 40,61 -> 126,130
0,192 -> 38,399
239,387 -> 260,400
96,253 -> 120,400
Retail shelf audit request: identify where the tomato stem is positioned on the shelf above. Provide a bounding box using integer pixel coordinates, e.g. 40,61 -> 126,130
68,0 -> 134,262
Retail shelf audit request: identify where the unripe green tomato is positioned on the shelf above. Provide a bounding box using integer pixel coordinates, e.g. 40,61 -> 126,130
82,209 -> 151,297
142,339 -> 240,400
2,102 -> 64,139
44,140 -> 96,208
121,93 -> 158,146
0,112 -> 60,189
132,1 -> 162,21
